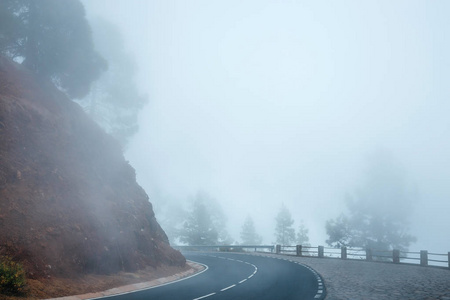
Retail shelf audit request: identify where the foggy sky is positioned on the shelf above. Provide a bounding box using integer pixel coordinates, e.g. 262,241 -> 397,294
82,0 -> 450,252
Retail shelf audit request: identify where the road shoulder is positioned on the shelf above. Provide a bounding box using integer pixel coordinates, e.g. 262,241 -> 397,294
44,261 -> 205,300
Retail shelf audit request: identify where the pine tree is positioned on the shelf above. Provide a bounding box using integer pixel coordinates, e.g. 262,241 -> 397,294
296,220 -> 310,245
240,215 -> 262,245
274,204 -> 295,245
0,0 -> 107,98
178,192 -> 233,245
75,19 -> 147,148
179,198 -> 218,246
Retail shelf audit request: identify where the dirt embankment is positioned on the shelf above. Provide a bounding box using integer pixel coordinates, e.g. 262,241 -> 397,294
0,57 -> 185,298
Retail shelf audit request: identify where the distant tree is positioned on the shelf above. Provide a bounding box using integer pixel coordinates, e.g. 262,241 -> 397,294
240,215 -> 262,245
325,214 -> 352,247
0,0 -> 106,98
76,19 -> 148,147
178,192 -> 232,245
275,204 -> 295,245
296,220 -> 310,246
197,192 -> 233,245
179,198 -> 218,246
155,197 -> 187,246
326,152 -> 416,252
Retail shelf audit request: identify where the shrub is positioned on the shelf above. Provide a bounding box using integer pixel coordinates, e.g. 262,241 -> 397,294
0,256 -> 27,295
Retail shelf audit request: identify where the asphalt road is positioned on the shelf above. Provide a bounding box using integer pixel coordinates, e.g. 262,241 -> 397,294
98,252 -> 325,300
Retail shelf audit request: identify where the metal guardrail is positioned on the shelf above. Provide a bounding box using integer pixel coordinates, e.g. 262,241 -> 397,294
174,245 -> 275,253
175,244 -> 450,269
276,245 -> 450,269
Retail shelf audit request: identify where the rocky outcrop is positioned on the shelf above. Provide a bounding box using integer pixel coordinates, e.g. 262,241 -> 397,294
0,57 -> 185,278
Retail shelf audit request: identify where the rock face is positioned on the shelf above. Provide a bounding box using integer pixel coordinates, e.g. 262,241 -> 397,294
0,57 -> 185,278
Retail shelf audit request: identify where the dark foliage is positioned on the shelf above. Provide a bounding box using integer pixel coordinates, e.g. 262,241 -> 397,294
0,256 -> 27,296
0,0 -> 106,98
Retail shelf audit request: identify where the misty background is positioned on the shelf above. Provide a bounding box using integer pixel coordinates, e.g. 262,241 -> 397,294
81,0 -> 450,252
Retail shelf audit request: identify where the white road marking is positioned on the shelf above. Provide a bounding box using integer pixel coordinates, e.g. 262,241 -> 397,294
255,253 -> 325,298
90,260 -> 209,300
192,254 -> 262,298
220,284 -> 236,292
193,292 -> 216,300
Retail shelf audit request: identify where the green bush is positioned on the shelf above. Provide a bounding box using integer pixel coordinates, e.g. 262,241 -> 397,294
0,256 -> 27,295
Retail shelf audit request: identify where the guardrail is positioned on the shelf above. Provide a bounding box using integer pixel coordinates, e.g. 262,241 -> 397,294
276,245 -> 450,269
174,244 -> 449,269
174,245 -> 275,253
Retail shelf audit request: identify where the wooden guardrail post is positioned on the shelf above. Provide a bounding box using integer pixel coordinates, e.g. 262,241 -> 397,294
366,248 -> 372,261
420,250 -> 428,266
318,246 -> 324,258
276,245 -> 281,254
296,245 -> 302,256
341,246 -> 347,259
393,249 -> 400,263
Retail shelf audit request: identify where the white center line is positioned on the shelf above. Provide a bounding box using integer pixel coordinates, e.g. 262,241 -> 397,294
239,279 -> 247,284
193,292 -> 216,300
220,284 -> 236,292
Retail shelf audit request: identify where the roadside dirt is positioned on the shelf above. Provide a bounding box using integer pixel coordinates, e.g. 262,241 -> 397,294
0,264 -> 192,300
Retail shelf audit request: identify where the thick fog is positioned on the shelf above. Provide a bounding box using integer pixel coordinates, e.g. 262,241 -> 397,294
82,1 -> 450,252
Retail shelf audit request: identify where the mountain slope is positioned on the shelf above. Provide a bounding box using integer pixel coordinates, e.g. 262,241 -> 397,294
0,57 -> 185,279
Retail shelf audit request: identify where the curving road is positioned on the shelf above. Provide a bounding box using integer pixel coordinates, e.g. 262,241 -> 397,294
97,252 -> 325,300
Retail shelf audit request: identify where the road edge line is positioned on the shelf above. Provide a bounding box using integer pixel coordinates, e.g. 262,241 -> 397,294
50,260 -> 208,300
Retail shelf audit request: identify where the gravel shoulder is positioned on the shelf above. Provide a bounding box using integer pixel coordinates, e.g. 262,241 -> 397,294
251,252 -> 450,300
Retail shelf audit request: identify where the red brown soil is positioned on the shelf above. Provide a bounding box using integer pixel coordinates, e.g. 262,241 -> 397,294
0,57 -> 186,297
0,264 -> 191,300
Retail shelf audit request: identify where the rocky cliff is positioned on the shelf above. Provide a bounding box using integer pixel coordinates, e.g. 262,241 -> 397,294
0,57 -> 185,279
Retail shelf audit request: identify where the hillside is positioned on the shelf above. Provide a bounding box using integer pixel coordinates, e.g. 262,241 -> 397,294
0,57 -> 185,291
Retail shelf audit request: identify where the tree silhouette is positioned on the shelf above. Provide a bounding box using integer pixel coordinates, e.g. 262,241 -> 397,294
178,192 -> 233,245
275,204 -> 295,245
0,0 -> 106,98
240,215 -> 262,245
76,18 -> 148,148
326,152 -> 416,251
179,198 -> 218,246
296,220 -> 310,245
